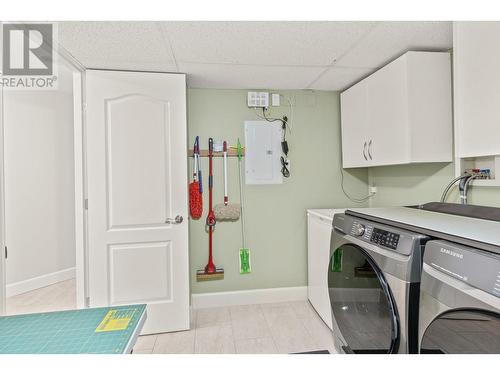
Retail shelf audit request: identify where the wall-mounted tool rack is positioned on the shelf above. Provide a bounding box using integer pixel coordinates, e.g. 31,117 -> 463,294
188,149 -> 245,158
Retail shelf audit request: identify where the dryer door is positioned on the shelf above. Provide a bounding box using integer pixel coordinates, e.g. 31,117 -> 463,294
420,309 -> 500,354
328,243 -> 399,354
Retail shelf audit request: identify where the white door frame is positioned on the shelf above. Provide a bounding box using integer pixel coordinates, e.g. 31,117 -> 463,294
59,45 -> 88,309
72,68 -> 87,309
0,79 -> 6,315
0,45 -> 87,313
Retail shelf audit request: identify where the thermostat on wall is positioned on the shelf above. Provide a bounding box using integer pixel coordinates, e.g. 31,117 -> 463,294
247,92 -> 269,108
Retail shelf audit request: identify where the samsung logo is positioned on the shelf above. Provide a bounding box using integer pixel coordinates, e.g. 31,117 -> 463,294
440,247 -> 464,259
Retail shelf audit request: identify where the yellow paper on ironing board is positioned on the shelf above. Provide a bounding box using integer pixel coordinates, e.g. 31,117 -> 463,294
95,309 -> 134,332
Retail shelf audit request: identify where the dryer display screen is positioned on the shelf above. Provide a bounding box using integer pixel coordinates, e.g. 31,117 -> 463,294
371,228 -> 400,250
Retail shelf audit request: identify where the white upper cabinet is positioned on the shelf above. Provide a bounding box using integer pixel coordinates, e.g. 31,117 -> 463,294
340,51 -> 453,168
340,79 -> 368,167
454,22 -> 500,158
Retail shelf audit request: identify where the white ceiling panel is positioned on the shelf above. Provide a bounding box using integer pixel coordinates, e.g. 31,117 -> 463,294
58,22 -> 178,72
56,21 -> 454,91
308,67 -> 375,91
163,21 -> 376,67
336,21 -> 452,69
179,62 -> 325,89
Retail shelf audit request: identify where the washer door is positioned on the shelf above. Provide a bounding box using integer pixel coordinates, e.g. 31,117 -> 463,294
421,309 -> 500,354
328,243 -> 399,354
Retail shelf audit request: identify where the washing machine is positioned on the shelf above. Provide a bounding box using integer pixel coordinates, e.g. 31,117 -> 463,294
419,240 -> 500,353
328,212 -> 429,354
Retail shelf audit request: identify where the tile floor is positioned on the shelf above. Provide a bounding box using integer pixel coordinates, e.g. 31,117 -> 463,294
6,278 -> 77,315
6,279 -> 337,354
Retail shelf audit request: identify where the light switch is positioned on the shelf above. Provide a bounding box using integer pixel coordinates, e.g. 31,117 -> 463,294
271,93 -> 280,106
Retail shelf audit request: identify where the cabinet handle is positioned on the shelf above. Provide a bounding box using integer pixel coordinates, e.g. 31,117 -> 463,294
368,140 -> 373,160
363,141 -> 368,160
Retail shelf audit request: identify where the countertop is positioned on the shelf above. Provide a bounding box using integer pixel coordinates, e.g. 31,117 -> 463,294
307,208 -> 346,222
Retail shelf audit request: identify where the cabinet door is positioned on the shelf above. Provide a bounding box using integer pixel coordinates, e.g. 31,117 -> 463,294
366,57 -> 410,166
340,81 -> 369,168
455,22 -> 500,157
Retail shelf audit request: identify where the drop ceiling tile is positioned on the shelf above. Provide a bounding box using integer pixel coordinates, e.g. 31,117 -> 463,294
163,21 -> 377,67
179,62 -> 325,89
58,22 -> 178,72
308,67 -> 375,91
336,21 -> 452,69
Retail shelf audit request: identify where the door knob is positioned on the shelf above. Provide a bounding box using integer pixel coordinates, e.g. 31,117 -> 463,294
165,215 -> 183,224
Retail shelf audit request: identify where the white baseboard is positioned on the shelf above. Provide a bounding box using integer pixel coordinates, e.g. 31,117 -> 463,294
6,267 -> 76,298
191,286 -> 307,309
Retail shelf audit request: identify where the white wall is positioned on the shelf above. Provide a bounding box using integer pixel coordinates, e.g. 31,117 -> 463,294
3,57 -> 77,294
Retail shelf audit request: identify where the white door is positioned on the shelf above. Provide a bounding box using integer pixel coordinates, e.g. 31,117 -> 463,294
366,56 -> 410,166
340,80 -> 369,168
85,70 -> 189,334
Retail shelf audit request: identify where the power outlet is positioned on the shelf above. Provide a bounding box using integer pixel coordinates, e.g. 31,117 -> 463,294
369,186 -> 378,194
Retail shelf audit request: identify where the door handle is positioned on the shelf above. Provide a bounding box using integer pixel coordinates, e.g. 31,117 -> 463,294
165,215 -> 183,224
363,141 -> 368,160
368,140 -> 373,160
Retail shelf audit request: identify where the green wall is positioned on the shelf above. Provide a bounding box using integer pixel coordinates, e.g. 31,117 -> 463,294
187,89 -> 369,294
369,163 -> 500,208
187,88 -> 500,295
369,163 -> 457,207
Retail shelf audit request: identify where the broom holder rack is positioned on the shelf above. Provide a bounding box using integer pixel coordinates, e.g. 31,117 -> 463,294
188,149 -> 245,157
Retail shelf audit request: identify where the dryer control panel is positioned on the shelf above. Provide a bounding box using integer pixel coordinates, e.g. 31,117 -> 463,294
370,228 -> 400,250
349,221 -> 401,250
344,218 -> 422,256
334,213 -> 429,281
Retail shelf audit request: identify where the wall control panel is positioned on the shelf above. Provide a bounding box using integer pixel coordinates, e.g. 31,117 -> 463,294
247,91 -> 269,108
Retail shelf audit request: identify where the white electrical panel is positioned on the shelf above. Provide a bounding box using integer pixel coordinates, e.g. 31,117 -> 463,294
244,121 -> 283,185
247,92 -> 269,108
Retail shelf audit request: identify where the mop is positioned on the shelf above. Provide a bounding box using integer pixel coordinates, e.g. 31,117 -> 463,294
197,138 -> 224,281
189,136 -> 203,219
214,141 -> 241,221
236,139 -> 251,274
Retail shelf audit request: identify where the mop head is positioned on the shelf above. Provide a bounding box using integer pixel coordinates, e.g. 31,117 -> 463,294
214,203 -> 241,221
196,268 -> 224,281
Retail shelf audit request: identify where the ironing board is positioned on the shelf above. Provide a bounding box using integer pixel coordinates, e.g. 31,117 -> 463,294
0,304 -> 147,354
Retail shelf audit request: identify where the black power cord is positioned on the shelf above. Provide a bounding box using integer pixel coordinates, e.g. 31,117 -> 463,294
261,108 -> 290,178
280,156 -> 290,178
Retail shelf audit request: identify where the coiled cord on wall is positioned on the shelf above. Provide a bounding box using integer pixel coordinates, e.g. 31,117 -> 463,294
340,167 -> 375,203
